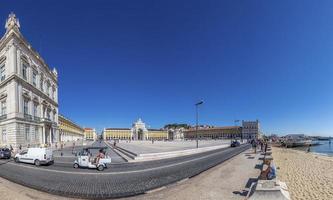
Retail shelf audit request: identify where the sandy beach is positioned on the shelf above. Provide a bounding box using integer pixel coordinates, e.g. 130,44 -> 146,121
272,147 -> 333,200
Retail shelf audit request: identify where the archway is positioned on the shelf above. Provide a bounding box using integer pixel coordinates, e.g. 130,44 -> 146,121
168,130 -> 174,140
138,129 -> 144,140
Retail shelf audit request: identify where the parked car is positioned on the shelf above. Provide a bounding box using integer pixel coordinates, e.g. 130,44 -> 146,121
231,140 -> 240,147
0,148 -> 11,159
14,147 -> 53,166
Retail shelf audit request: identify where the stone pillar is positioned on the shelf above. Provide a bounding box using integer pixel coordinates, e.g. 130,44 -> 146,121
49,128 -> 52,144
8,42 -> 17,75
42,126 -> 45,145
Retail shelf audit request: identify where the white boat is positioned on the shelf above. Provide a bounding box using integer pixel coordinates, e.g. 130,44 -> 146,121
284,139 -> 312,148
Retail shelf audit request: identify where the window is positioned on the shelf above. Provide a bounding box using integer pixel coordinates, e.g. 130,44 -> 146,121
35,126 -> 39,141
32,71 -> 37,86
23,99 -> 29,115
25,125 -> 30,142
22,63 -> 28,80
40,76 -> 43,90
0,61 -> 5,81
47,82 -> 50,96
1,128 -> 6,143
47,110 -> 51,120
33,103 -> 38,117
1,100 -> 6,115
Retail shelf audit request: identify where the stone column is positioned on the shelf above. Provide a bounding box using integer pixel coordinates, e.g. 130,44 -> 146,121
42,126 -> 45,145
8,42 -> 17,75
49,128 -> 52,144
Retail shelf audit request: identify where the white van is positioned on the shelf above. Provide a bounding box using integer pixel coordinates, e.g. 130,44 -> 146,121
14,147 -> 54,166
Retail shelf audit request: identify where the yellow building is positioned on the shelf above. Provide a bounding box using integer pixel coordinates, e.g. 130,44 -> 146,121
184,126 -> 242,139
58,115 -> 84,142
103,119 -> 168,141
84,128 -> 97,141
146,129 -> 168,140
103,128 -> 168,140
103,128 -> 131,140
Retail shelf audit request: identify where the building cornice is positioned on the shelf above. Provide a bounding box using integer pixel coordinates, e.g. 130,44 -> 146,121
0,28 -> 58,83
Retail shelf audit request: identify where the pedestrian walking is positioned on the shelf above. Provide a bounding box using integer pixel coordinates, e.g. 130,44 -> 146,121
252,139 -> 257,153
264,142 -> 268,153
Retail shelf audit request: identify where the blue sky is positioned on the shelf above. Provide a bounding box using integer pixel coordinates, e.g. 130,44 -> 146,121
1,1 -> 333,136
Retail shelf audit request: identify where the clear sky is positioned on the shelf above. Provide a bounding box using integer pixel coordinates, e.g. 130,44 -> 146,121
1,1 -> 333,136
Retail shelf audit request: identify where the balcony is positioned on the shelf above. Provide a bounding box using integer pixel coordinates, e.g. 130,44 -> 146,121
0,114 -> 7,121
24,114 -> 33,120
33,116 -> 41,122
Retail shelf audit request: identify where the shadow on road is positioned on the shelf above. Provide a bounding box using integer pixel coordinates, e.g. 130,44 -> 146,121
0,159 -> 12,166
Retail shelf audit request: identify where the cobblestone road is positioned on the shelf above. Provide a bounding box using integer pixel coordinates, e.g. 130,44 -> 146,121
0,142 -> 250,199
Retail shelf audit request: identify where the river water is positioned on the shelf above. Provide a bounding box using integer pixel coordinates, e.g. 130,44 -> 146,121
295,140 -> 333,156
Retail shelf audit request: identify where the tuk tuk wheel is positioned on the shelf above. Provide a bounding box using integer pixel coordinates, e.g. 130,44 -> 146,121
14,157 -> 19,163
73,163 -> 79,169
97,165 -> 104,171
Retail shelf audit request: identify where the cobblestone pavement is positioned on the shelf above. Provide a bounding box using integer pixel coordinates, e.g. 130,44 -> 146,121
0,143 -> 250,199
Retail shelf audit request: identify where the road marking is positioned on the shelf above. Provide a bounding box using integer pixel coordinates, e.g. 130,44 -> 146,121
1,146 -> 248,175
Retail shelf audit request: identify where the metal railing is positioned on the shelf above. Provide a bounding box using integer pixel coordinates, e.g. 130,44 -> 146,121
24,114 -> 33,120
0,114 -> 7,121
33,116 -> 41,122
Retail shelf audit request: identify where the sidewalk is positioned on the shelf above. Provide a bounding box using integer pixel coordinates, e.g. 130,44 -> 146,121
124,148 -> 261,200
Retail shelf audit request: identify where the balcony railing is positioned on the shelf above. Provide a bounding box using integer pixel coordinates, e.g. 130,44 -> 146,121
24,114 -> 33,120
0,114 -> 7,121
33,116 -> 41,122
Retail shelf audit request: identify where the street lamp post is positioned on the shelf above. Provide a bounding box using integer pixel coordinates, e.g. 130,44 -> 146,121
195,100 -> 204,148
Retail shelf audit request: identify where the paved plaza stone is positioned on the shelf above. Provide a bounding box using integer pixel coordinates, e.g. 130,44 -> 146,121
0,143 -> 250,199
53,141 -> 125,164
115,140 -> 234,155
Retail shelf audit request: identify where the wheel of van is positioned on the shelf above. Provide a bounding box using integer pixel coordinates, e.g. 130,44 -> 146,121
14,157 -> 19,163
97,165 -> 104,171
73,163 -> 79,169
34,159 -> 41,166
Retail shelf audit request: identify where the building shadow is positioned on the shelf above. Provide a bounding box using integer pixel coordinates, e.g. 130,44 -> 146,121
0,159 -> 12,166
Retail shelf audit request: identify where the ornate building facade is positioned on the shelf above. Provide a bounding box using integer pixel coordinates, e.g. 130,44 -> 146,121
58,115 -> 84,142
241,120 -> 260,139
184,120 -> 260,140
0,13 -> 59,149
184,126 -> 242,139
103,119 -> 168,140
